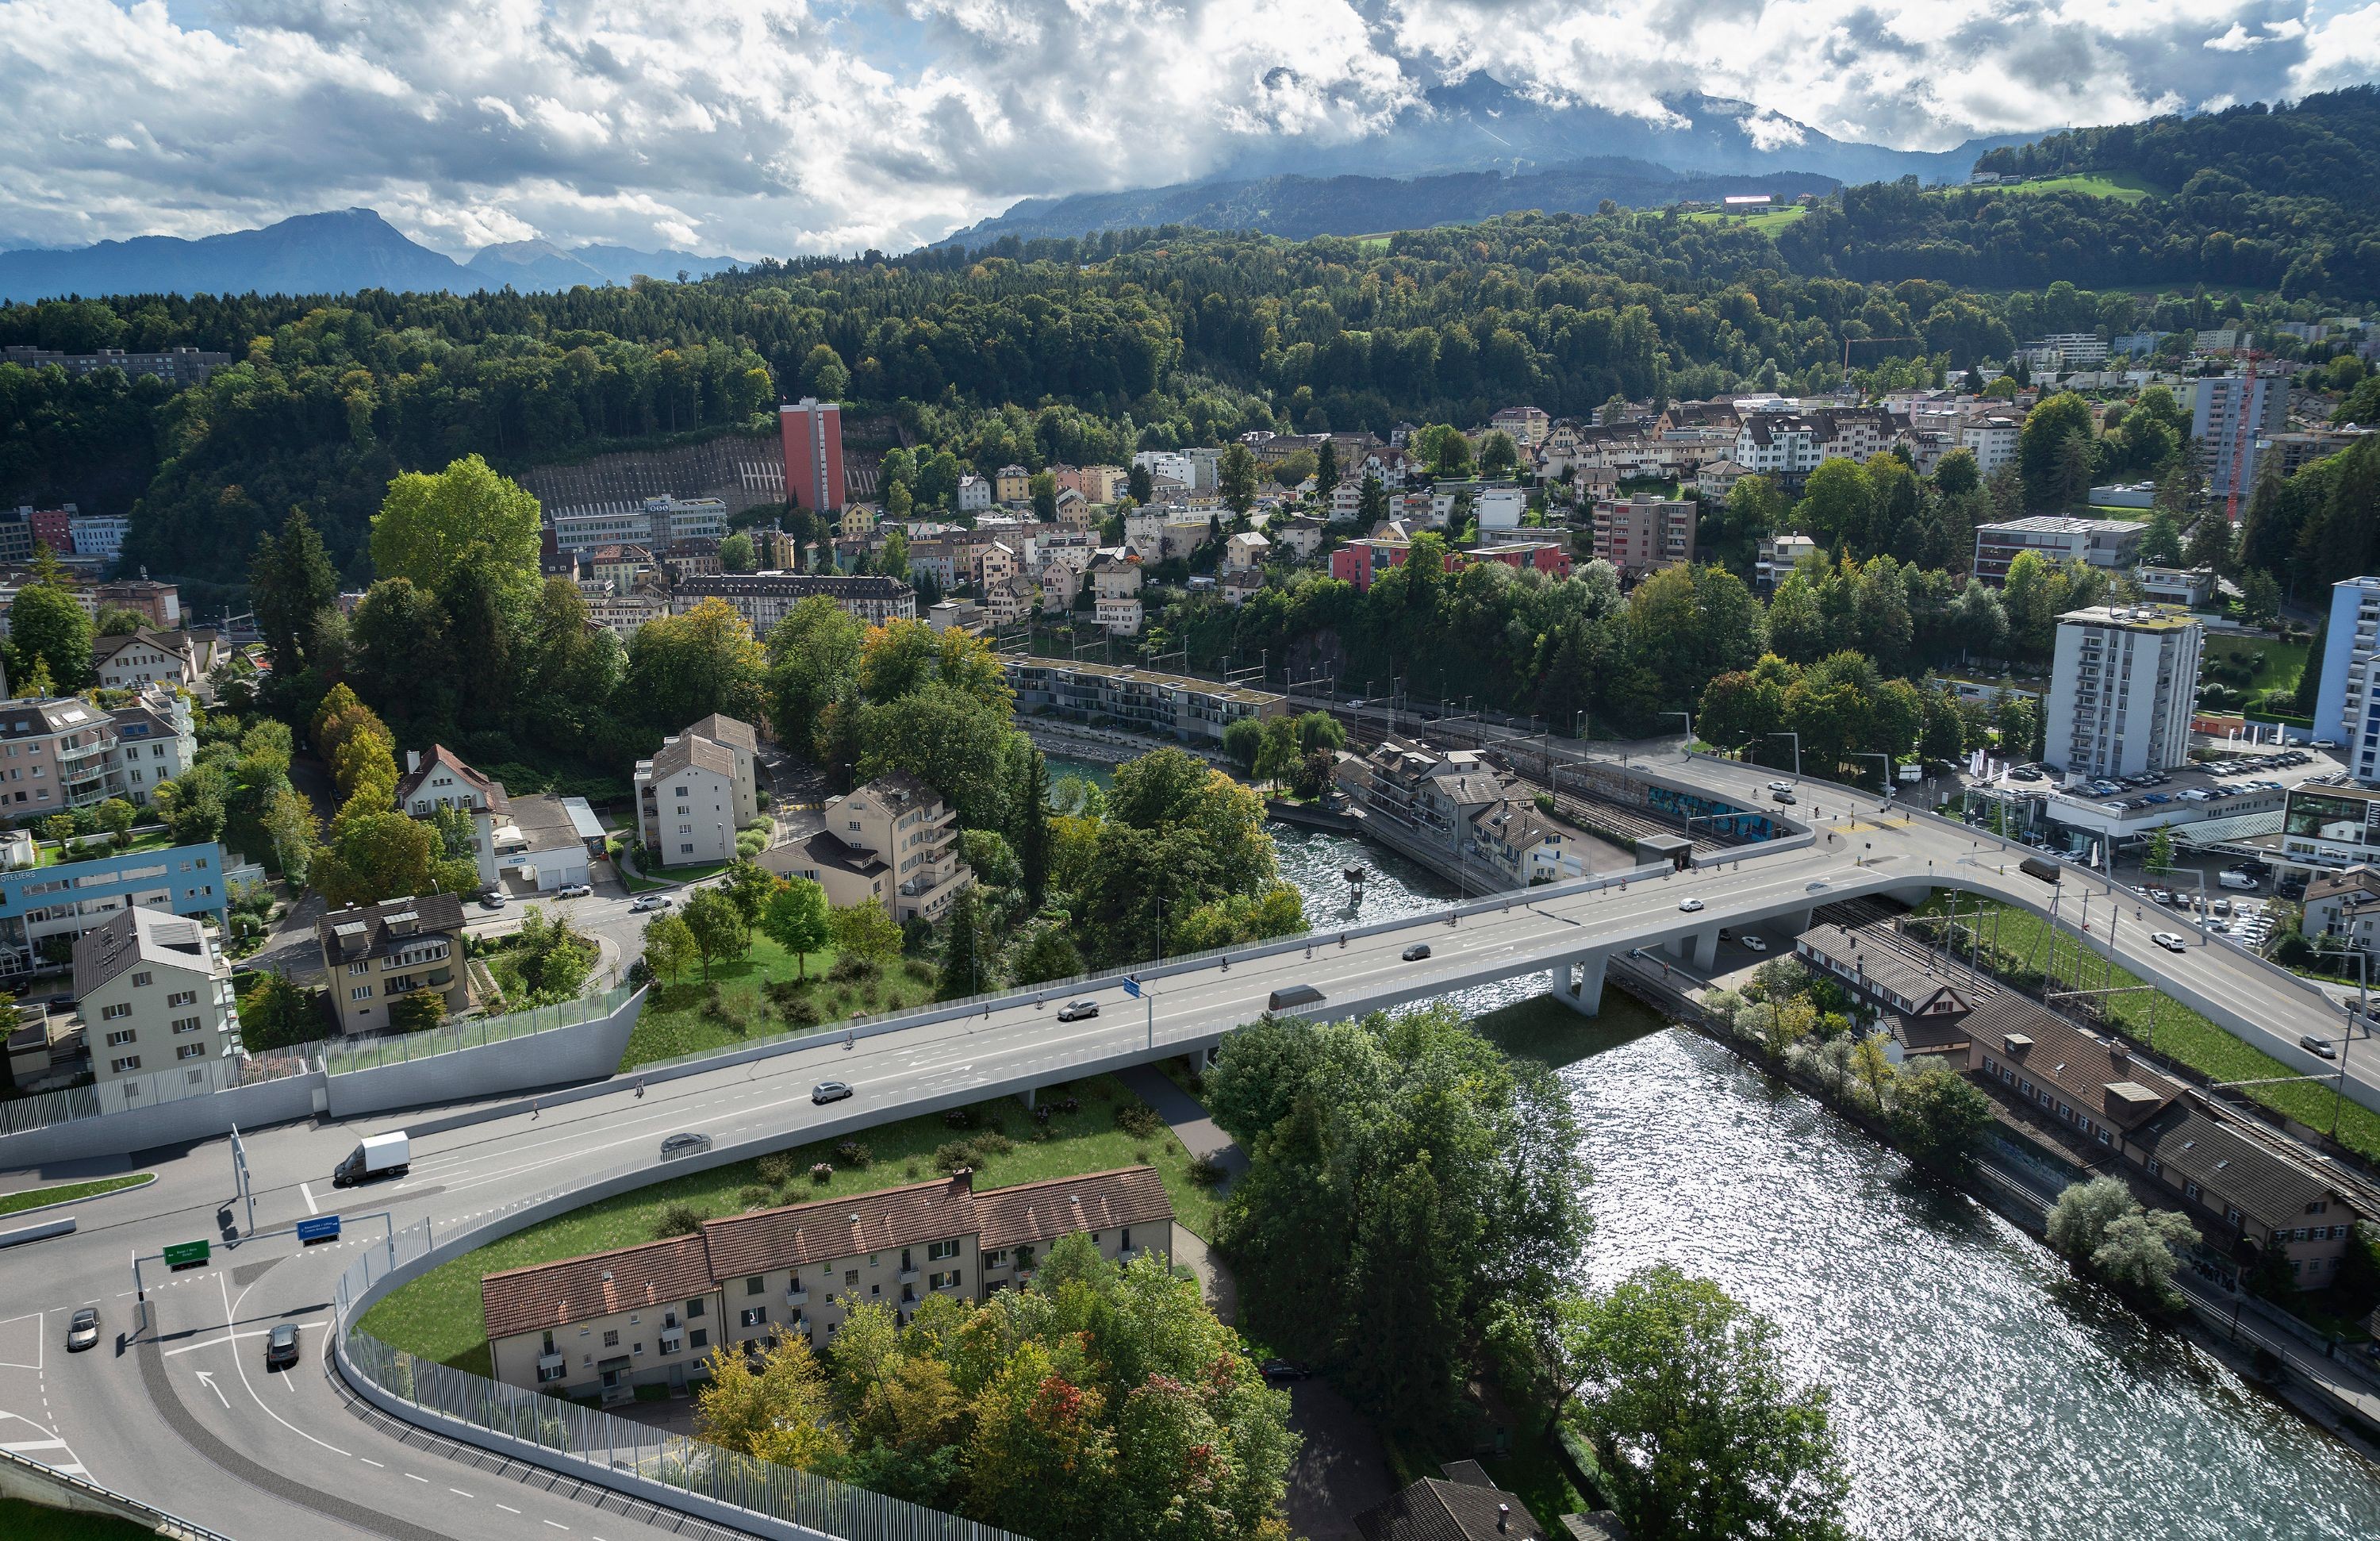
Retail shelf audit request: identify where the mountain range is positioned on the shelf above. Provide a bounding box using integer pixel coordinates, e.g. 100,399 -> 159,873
0,209 -> 739,304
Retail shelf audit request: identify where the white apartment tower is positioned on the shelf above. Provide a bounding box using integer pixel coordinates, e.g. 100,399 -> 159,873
2045,605 -> 2205,779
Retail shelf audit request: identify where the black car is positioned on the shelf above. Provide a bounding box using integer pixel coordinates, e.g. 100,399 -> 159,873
1260,1358 -> 1314,1382
1771,788 -> 1798,805
659,1132 -> 713,1159
264,1323 -> 301,1369
1402,943 -> 1433,962
811,1080 -> 854,1105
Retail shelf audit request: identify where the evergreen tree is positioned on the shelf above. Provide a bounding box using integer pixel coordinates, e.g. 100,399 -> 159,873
1314,439 -> 1339,501
249,509 -> 340,679
1012,746 -> 1050,905
937,886 -> 991,998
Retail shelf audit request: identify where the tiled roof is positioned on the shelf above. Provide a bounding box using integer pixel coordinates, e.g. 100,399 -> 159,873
1353,1476 -> 1549,1541
2132,1101 -> 2362,1230
1795,924 -> 1968,1016
648,734 -> 738,783
1965,992 -> 2177,1131
687,713 -> 758,754
2304,865 -> 2380,905
976,1166 -> 1173,1253
703,1174 -> 978,1278
396,744 -> 509,813
313,892 -> 469,960
73,905 -> 211,997
481,1235 -> 716,1340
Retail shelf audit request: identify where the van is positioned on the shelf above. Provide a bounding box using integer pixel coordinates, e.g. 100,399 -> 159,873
1267,985 -> 1326,1013
2217,870 -> 2259,891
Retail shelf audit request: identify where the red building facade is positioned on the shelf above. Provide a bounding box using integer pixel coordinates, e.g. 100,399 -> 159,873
779,398 -> 845,516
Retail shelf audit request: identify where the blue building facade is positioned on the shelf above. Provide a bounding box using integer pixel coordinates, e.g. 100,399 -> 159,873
0,840 -> 228,975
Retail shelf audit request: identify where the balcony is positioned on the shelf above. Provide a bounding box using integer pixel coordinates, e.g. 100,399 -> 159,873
897,1266 -> 920,1283
658,1332 -> 683,1355
785,1287 -> 809,1307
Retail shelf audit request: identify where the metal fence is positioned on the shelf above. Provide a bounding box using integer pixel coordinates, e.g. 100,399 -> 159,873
335,1223 -> 1022,1541
0,1446 -> 238,1541
322,986 -> 638,1076
0,1040 -> 314,1138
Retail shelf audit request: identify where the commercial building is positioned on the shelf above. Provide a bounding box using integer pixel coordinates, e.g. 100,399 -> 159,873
2190,373 -> 2289,501
670,573 -> 916,631
1590,492 -> 1695,578
778,398 -> 845,516
67,513 -> 129,561
73,904 -> 240,1090
767,771 -> 972,924
1002,658 -> 1284,745
2044,605 -> 2203,778
1971,516 -> 2144,586
547,496 -> 728,555
314,893 -> 470,1035
482,1167 -> 1173,1402
92,578 -> 181,629
0,836 -> 226,977
2313,576 -> 2380,780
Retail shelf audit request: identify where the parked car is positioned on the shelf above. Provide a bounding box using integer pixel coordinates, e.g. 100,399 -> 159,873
2218,870 -> 2260,891
2010,767 -> 2042,782
2302,1034 -> 2339,1060
1401,943 -> 1433,962
66,1308 -> 99,1352
810,1081 -> 854,1105
2152,932 -> 2188,952
264,1323 -> 301,1369
659,1132 -> 713,1159
478,889 -> 509,909
1260,1359 -> 1314,1382
555,882 -> 594,899
1678,897 -> 1705,913
1056,999 -> 1100,1022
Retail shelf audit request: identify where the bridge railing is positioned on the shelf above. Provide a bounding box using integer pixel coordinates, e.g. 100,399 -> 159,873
321,985 -> 639,1076
0,1446 -> 238,1540
333,1220 -> 1024,1541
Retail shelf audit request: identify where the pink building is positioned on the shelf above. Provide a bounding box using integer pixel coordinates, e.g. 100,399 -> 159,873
1330,538 -> 1572,594
778,398 -> 845,516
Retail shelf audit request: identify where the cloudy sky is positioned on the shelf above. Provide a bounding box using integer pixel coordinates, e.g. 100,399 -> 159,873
2,0 -> 2375,259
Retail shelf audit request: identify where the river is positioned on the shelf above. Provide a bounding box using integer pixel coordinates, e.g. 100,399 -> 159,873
1172,760 -> 2380,1541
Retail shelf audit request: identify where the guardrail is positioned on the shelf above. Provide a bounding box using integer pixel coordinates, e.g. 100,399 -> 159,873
0,1445 -> 238,1539
322,986 -> 639,1076
335,1228 -> 1024,1541
0,1042 -> 314,1139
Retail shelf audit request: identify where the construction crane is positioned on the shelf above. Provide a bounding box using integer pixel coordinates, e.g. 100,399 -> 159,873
2222,340 -> 2266,525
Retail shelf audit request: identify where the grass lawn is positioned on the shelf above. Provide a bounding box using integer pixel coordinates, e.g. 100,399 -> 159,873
1684,206 -> 1809,233
1917,895 -> 2380,1161
621,936 -> 939,1069
35,829 -> 175,867
2086,504 -> 2152,521
357,1073 -> 1219,1374
0,1173 -> 152,1216
0,1498 -> 163,1540
2205,632 -> 2310,696
1975,172 -> 2158,203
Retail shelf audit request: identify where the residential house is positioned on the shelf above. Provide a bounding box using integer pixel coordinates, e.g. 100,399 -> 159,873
1220,568 -> 1265,607
994,465 -> 1031,505
397,746 -> 509,888
1223,531 -> 1271,572
1088,551 -> 1143,636
1971,517 -> 2144,585
106,686 -> 196,805
1794,924 -> 1973,1020
315,893 -> 470,1036
1755,533 -> 1818,593
974,540 -> 1019,590
93,628 -> 219,690
956,475 -> 992,513
838,505 -> 877,538
1052,488 -> 1094,528
1468,798 -> 1583,886
1273,515 -> 1326,563
483,1167 -> 1174,1403
1694,459 -> 1750,501
1489,405 -> 1551,447
75,904 -> 239,1092
0,695 -> 118,813
1353,1464 -> 1553,1541
634,735 -> 743,867
988,573 -> 1038,625
1038,561 -> 1084,614
586,545 -> 654,590
2300,867 -> 2380,960
767,770 -> 972,924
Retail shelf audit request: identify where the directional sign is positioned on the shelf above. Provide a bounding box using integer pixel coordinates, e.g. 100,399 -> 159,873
296,1215 -> 343,1245
1121,978 -> 1142,999
163,1239 -> 210,1270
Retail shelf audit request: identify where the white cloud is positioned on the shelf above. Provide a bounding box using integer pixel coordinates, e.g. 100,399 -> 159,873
0,0 -> 2367,260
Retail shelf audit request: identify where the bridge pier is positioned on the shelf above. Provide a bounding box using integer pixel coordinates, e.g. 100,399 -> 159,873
1691,926 -> 1720,971
1016,1087 -> 1036,1111
1549,951 -> 1608,1016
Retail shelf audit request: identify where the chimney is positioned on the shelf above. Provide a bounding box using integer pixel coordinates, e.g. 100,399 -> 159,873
1498,1503 -> 1510,1533
406,749 -> 422,773
949,1166 -> 973,1193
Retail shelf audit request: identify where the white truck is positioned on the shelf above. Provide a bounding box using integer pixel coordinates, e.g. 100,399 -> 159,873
332,1132 -> 410,1187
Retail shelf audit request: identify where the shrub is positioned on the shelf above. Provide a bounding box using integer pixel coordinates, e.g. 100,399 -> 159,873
943,1108 -> 976,1129
834,1139 -> 873,1168
1189,1154 -> 1228,1187
809,1162 -> 834,1185
904,1162 -> 922,1179
1031,1124 -> 1053,1141
1115,1101 -> 1165,1138
739,1184 -> 774,1208
1133,1147 -> 1151,1166
933,1140 -> 977,1174
781,996 -> 823,1028
655,1201 -> 707,1237
904,959 -> 934,984
828,954 -> 877,983
755,1152 -> 796,1188
973,1131 -> 1015,1157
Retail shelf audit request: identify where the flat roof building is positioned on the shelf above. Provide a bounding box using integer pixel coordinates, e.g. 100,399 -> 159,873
1972,516 -> 2144,585
2045,605 -> 2203,779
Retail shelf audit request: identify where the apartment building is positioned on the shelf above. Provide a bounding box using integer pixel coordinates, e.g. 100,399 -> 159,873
107,686 -> 195,804
2280,778 -> 2380,871
0,839 -> 227,978
547,497 -> 729,556
2313,577 -> 2380,782
634,736 -> 743,867
315,893 -> 470,1035
2044,605 -> 2204,778
1971,516 -> 2144,585
956,475 -> 992,513
0,696 -> 119,813
482,1167 -> 1173,1403
1002,658 -> 1284,746
670,573 -> 916,632
397,745 -> 509,886
92,627 -> 220,690
92,578 -> 181,629
779,398 -> 845,516
769,771 -> 971,924
1591,493 -> 1695,579
1755,533 -> 1819,593
2299,867 -> 2380,959
1088,551 -> 1143,636
75,903 -> 239,1090
2190,372 -> 2290,500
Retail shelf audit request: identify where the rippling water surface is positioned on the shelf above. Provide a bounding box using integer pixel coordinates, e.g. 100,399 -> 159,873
1234,789 -> 2380,1541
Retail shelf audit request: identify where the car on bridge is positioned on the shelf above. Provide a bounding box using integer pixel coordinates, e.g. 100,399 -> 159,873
1766,780 -> 1793,793
264,1323 -> 301,1369
2302,1035 -> 2338,1060
810,1081 -> 854,1105
1678,897 -> 1704,912
1772,789 -> 1798,805
659,1132 -> 713,1159
2152,932 -> 2188,951
1402,943 -> 1433,961
1057,999 -> 1100,1021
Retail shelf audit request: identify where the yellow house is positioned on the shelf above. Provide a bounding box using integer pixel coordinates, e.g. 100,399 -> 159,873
994,464 -> 1031,505
839,505 -> 877,538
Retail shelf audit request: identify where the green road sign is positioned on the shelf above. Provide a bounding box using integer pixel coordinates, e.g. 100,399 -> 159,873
163,1239 -> 210,1269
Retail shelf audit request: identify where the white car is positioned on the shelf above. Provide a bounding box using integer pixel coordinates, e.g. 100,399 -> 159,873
555,882 -> 594,899
2151,932 -> 2187,952
1766,780 -> 1793,793
1678,897 -> 1705,913
1741,935 -> 1769,953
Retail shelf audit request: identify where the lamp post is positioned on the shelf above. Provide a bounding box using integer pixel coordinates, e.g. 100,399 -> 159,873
1768,732 -> 1802,782
1663,709 -> 1693,756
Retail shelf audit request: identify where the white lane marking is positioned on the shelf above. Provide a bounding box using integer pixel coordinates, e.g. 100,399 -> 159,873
300,1182 -> 320,1216
361,1458 -> 385,1468
0,1437 -> 70,1453
544,1522 -> 569,1531
216,1273 -> 351,1458
451,1488 -> 474,1497
406,1472 -> 428,1482
193,1370 -> 230,1409
496,1503 -> 521,1514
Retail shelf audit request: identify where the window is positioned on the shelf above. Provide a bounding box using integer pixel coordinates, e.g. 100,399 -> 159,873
167,989 -> 196,1008
347,961 -> 371,975
132,970 -> 153,988
843,1269 -> 859,1286
1119,1228 -> 1132,1252
536,1361 -> 567,1384
102,1002 -> 131,1020
350,986 -> 374,1001
928,1270 -> 962,1292
176,1044 -> 205,1061
689,1328 -> 708,1350
685,1297 -> 705,1318
110,1055 -> 141,1074
747,1275 -> 765,1295
927,1238 -> 960,1262
602,1329 -> 620,1347
106,1028 -> 136,1047
171,1016 -> 202,1035
2184,1182 -> 2201,1201
739,1307 -> 767,1329
680,844 -> 693,855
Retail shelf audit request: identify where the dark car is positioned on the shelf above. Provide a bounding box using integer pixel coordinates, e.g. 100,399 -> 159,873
1402,943 -> 1433,962
1771,788 -> 1798,805
264,1323 -> 301,1369
811,1080 -> 854,1105
1260,1358 -> 1314,1382
1056,999 -> 1100,1022
659,1131 -> 713,1159
66,1308 -> 99,1352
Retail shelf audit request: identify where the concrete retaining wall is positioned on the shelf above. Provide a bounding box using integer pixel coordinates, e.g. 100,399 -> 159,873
0,1071 -> 320,1170
0,1448 -> 235,1537
324,991 -> 645,1119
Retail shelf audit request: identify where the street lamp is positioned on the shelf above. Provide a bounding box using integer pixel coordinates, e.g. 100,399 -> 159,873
1768,732 -> 1802,781
1663,709 -> 1693,755
1848,751 -> 1893,801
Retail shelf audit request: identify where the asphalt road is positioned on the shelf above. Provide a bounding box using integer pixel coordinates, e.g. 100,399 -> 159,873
4,748 -> 2376,1541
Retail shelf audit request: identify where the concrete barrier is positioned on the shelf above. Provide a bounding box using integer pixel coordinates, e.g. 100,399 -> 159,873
324,990 -> 646,1119
0,1447 -> 235,1536
0,1216 -> 75,1247
0,1071 -> 320,1170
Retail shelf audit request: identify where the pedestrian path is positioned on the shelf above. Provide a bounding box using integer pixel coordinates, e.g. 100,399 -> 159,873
1115,1064 -> 1247,1189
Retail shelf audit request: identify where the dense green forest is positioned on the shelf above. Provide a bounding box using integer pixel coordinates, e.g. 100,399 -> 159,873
1973,86 -> 2380,205
4,87 -> 2378,606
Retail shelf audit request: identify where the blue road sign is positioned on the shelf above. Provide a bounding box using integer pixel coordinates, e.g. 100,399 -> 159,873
296,1215 -> 343,1245
1121,978 -> 1141,998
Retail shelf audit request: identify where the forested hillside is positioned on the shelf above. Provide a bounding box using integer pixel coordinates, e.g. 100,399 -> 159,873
1972,86 -> 2380,204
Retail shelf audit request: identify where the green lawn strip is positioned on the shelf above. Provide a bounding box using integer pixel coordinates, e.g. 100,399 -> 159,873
2205,632 -> 2309,695
619,936 -> 934,1069
1969,172 -> 2157,203
0,1173 -> 153,1216
1917,895 -> 2380,1161
357,1073 -> 1215,1371
0,1497 -> 164,1540
1683,206 -> 1809,232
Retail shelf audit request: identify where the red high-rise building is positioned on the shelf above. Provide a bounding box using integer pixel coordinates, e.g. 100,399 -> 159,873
779,397 -> 845,516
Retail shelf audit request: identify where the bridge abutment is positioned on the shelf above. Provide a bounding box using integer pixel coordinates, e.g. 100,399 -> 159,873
1549,951 -> 1608,1016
